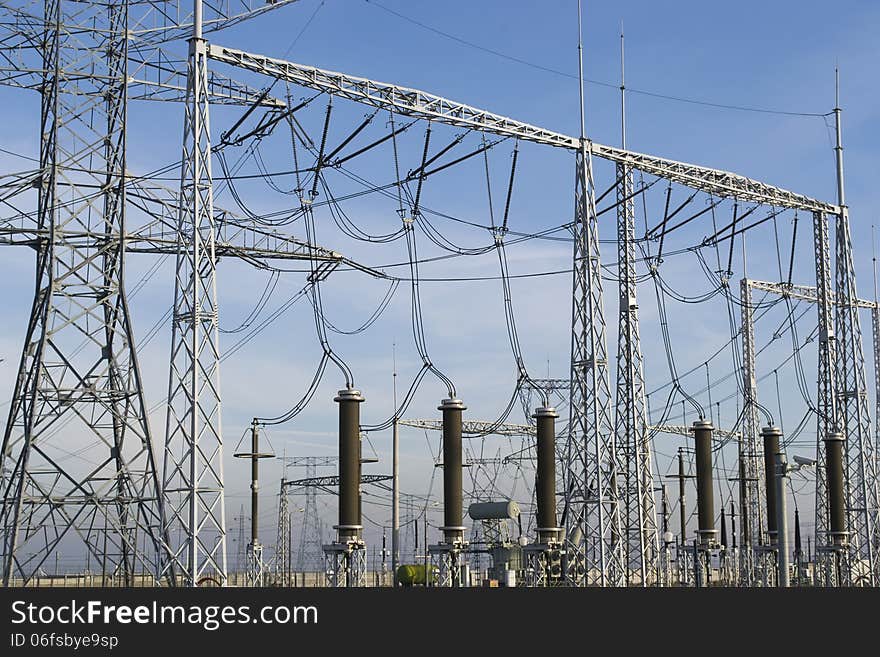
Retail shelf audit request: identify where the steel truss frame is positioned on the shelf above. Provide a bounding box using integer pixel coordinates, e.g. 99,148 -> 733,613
428,542 -> 466,588
205,46 -> 843,588
3,8 -> 860,590
0,0 -> 305,588
739,279 -> 766,586
564,142 -> 625,586
0,0 -> 168,587
323,539 -> 365,588
615,159 -> 657,586
397,419 -> 535,437
160,10 -> 225,587
207,44 -> 837,214
743,275 -> 880,586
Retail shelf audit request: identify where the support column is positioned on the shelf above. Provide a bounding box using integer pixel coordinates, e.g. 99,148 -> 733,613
812,210 -> 846,586
162,0 -> 225,587
775,447 -> 790,587
762,425 -> 782,587
564,141 -> 625,588
440,398 -> 465,546
535,406 -> 560,544
831,78 -> 878,583
234,419 -> 272,587
392,416 -> 400,585
693,420 -> 716,586
247,422 -> 262,586
739,279 -> 764,586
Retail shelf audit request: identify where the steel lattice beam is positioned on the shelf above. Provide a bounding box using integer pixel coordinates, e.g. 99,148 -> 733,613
747,278 -> 876,309
744,275 -> 880,584
207,43 -> 838,214
282,474 -> 393,489
398,419 -> 536,437
129,1 -> 303,45
0,2 -> 289,106
0,178 -> 345,264
651,424 -> 741,440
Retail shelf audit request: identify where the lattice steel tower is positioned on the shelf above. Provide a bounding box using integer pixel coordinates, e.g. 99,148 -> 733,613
159,0 -> 226,587
0,0 -> 304,588
812,208 -> 848,584
739,279 -> 764,585
0,0 -> 167,586
563,5 -> 625,587
614,30 -> 657,586
829,84 -> 879,584
277,456 -> 334,572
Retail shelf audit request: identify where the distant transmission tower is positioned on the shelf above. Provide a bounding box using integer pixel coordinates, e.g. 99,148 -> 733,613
274,482 -> 291,585
278,456 -> 335,572
298,475 -> 326,571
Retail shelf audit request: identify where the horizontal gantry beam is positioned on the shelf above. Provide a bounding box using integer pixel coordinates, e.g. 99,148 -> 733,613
0,225 -> 342,264
128,179 -> 343,263
128,0 -> 304,45
0,175 -> 345,264
746,278 -> 876,309
281,474 -> 392,489
208,43 -> 838,214
651,424 -> 741,440
398,418 -> 536,437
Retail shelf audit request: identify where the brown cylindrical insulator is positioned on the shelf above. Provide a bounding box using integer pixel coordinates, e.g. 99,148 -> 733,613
439,398 -> 466,544
533,406 -> 559,543
824,431 -> 847,547
335,388 -> 364,542
762,425 -> 782,545
693,419 -> 717,547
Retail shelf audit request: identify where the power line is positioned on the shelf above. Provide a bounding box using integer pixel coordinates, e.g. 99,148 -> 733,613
363,0 -> 830,118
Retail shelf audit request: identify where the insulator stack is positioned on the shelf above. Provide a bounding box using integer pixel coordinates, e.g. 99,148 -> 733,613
439,398 -> 466,544
824,431 -> 847,547
533,406 -> 560,543
335,388 -> 364,542
761,425 -> 782,545
693,419 -> 717,548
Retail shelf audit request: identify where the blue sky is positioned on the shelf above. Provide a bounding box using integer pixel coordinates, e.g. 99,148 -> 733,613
1,0 -> 878,571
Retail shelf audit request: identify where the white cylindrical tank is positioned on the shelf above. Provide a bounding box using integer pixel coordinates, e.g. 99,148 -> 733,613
467,500 -> 520,520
